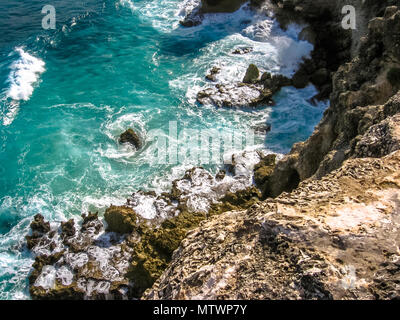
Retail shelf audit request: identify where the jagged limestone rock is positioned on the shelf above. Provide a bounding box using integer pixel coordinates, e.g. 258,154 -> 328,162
144,151 -> 400,300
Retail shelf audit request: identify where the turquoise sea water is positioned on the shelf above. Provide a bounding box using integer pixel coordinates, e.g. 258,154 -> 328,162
0,0 -> 326,299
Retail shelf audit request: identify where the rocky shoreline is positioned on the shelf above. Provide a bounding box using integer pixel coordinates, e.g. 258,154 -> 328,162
26,149 -> 274,299
25,0 -> 400,300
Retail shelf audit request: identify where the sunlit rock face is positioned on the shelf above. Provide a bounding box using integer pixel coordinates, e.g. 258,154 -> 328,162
143,3 -> 400,300
145,151 -> 400,300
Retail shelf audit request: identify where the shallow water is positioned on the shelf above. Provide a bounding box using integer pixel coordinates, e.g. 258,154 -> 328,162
0,0 -> 327,299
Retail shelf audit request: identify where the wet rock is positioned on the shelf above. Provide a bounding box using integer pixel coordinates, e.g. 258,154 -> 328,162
197,67 -> 294,108
292,68 -> 309,89
81,212 -> 102,234
252,124 -> 272,135
197,83 -> 268,107
26,214 -> 50,250
232,47 -> 253,55
311,68 -> 330,87
61,219 -> 76,239
205,66 -> 221,82
180,14 -> 203,27
215,170 -> 226,181
25,148 -> 272,300
263,73 -> 292,94
119,129 -> 141,149
243,64 -> 260,83
201,0 -> 247,14
104,206 -> 138,234
253,154 -> 276,196
30,214 -> 50,234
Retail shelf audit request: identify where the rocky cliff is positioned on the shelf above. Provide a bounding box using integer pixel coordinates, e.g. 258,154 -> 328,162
25,0 -> 400,300
144,1 -> 400,299
266,0 -> 400,196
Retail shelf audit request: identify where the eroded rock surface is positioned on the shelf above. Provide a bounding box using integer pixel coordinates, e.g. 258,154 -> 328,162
144,151 -> 400,300
143,2 -> 400,300
26,1 -> 400,301
266,4 -> 400,196
26,150 -> 270,299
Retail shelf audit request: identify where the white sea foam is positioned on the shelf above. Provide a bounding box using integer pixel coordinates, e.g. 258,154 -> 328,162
34,265 -> 56,290
1,48 -> 45,126
169,7 -> 313,104
7,48 -> 45,101
118,0 -> 135,11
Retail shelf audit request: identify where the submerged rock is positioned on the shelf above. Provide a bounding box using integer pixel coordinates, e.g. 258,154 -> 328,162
119,129 -> 141,149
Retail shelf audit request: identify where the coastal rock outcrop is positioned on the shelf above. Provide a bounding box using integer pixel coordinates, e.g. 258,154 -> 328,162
265,3 -> 400,197
196,67 -> 292,108
119,128 -> 141,149
243,64 -> 260,83
144,151 -> 400,299
143,2 -> 400,300
25,1 -> 400,301
104,206 -> 138,234
26,150 -> 269,299
180,0 -> 263,27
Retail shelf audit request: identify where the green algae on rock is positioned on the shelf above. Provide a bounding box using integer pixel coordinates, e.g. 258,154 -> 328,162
104,205 -> 139,234
26,149 -> 267,299
253,153 -> 276,198
243,64 -> 260,84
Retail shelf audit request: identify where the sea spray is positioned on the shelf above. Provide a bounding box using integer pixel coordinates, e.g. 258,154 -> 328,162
7,48 -> 45,101
1,48 -> 45,126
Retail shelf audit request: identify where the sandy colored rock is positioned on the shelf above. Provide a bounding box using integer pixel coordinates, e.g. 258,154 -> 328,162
144,151 -> 400,300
